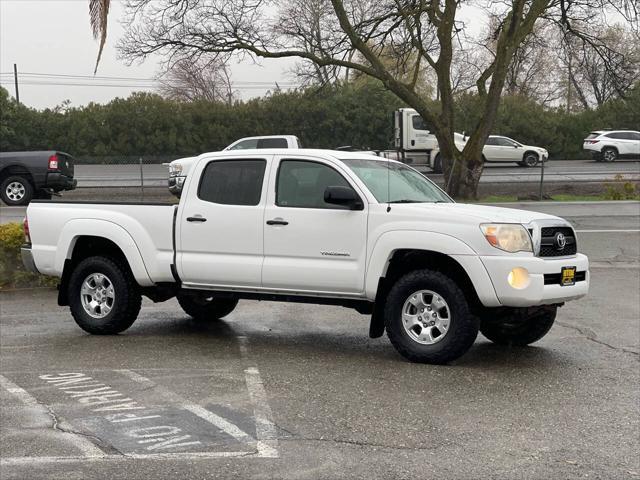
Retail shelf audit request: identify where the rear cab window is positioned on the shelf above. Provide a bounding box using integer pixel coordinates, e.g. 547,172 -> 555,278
198,159 -> 267,205
257,138 -> 288,148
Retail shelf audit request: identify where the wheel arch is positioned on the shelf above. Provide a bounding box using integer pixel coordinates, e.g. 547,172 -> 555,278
374,249 -> 484,311
367,246 -> 500,339
522,150 -> 539,160
0,164 -> 35,185
56,222 -> 154,305
601,145 -> 619,153
58,234 -> 152,306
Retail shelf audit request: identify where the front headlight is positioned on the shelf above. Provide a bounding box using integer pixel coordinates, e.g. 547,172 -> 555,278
480,224 -> 532,253
169,163 -> 183,176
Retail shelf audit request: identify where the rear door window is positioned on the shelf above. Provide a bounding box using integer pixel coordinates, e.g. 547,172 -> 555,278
228,139 -> 258,150
198,159 -> 266,206
605,132 -> 625,139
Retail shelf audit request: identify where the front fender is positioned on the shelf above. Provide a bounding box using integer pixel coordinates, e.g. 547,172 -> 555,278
365,230 -> 500,307
56,219 -> 154,287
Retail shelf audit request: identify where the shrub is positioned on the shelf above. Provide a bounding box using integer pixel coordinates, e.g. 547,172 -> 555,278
603,175 -> 640,200
0,222 -> 58,289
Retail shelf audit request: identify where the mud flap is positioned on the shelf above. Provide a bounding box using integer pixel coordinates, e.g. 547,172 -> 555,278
369,301 -> 386,338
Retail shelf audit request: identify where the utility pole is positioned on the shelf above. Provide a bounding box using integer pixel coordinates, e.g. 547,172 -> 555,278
13,63 -> 20,104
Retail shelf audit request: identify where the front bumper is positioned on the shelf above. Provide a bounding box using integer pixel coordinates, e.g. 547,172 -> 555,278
168,175 -> 185,196
45,172 -> 77,192
21,244 -> 39,274
480,253 -> 589,307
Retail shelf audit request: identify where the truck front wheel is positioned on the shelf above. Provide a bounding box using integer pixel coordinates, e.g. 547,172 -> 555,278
384,270 -> 479,364
480,306 -> 557,346
68,256 -> 142,334
177,293 -> 238,321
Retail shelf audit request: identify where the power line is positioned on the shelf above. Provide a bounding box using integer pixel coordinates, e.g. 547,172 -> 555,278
0,80 -> 299,90
0,71 -> 301,86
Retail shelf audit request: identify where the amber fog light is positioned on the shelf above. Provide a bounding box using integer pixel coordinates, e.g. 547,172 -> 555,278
508,267 -> 530,289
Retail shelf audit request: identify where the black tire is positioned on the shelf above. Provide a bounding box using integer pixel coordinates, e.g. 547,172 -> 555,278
177,293 -> 238,321
601,147 -> 617,162
522,152 -> 539,167
480,306 -> 557,346
1,175 -> 34,206
384,270 -> 479,364
68,256 -> 141,335
432,154 -> 443,174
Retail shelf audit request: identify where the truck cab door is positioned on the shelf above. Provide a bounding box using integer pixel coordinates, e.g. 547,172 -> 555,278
407,113 -> 436,150
176,155 -> 272,288
262,155 -> 369,295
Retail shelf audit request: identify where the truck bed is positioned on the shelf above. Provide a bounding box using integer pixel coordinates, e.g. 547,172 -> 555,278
26,200 -> 177,285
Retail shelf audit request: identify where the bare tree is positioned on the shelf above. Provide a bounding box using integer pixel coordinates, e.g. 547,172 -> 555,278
158,57 -> 235,103
559,24 -> 640,109
115,0 -> 637,198
502,25 -> 564,106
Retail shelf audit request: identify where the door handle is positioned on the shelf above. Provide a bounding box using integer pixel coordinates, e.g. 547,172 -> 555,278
266,219 -> 288,226
186,216 -> 207,222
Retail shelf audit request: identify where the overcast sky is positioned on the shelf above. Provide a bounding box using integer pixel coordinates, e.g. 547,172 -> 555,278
0,0 -> 297,109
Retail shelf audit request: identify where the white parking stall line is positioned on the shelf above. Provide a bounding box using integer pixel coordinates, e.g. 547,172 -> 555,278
115,369 -> 256,448
0,451 -> 253,466
576,229 -> 640,233
238,336 -> 279,458
0,374 -> 105,459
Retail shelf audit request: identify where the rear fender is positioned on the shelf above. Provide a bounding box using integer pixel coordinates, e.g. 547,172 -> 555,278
57,219 -> 153,287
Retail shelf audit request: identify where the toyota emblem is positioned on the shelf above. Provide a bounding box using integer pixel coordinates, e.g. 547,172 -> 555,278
554,232 -> 567,250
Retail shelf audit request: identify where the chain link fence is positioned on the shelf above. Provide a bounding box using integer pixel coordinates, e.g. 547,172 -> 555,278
60,155 -> 638,203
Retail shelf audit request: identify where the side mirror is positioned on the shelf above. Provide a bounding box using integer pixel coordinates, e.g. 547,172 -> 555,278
324,186 -> 364,210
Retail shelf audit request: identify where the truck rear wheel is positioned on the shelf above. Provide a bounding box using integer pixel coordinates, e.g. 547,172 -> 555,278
384,270 -> 479,364
177,293 -> 238,321
1,175 -> 34,206
68,256 -> 142,334
432,154 -> 443,174
480,306 -> 557,346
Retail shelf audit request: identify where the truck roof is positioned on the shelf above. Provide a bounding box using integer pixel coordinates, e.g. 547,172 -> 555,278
197,148 -> 393,162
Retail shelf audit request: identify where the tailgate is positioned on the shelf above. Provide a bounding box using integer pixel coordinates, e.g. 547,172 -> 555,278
56,152 -> 75,177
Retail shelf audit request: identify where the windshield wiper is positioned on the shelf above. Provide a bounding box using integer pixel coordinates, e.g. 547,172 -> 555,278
388,199 -> 425,204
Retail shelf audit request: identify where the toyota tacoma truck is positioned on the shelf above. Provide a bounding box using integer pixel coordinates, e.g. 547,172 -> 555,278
22,149 -> 589,364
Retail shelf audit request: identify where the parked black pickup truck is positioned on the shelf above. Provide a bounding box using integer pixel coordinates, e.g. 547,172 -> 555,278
0,151 -> 77,205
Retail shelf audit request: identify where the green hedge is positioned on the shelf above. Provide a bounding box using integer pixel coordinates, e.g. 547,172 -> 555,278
1,82 -> 638,161
0,223 -> 57,289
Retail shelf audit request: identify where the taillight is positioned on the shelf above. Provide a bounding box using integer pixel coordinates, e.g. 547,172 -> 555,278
585,140 -> 600,144
48,154 -> 59,170
23,217 -> 31,244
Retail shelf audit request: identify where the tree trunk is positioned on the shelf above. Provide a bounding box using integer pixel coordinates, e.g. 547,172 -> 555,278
437,136 -> 484,200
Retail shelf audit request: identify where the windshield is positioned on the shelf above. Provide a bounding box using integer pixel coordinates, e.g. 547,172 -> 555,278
342,159 -> 452,204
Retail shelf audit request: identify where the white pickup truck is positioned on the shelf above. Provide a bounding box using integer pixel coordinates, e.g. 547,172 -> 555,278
168,135 -> 301,196
22,149 -> 589,364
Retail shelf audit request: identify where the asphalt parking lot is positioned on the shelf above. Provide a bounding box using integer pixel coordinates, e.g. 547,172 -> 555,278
1,202 -> 639,479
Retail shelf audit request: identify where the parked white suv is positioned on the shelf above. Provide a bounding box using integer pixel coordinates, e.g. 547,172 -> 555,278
583,130 -> 640,162
483,136 -> 549,167
23,149 -> 589,364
